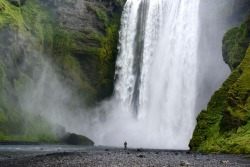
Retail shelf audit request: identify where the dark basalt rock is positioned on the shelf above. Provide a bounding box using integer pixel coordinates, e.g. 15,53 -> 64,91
62,133 -> 94,146
8,0 -> 21,7
137,148 -> 143,152
138,154 -> 145,158
8,0 -> 26,7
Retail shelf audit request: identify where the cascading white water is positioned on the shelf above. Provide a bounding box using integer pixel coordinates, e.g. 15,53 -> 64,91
110,0 -> 200,149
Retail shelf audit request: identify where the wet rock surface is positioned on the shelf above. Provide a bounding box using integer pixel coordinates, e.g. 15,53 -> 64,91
0,147 -> 249,167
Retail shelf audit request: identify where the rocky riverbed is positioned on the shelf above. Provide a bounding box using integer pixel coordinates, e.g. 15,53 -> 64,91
0,146 -> 249,167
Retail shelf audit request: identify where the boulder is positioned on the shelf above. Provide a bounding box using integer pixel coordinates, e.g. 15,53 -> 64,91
62,133 -> 94,146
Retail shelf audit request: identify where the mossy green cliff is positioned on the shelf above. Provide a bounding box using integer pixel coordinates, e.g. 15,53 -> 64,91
0,0 -> 124,142
190,5 -> 250,154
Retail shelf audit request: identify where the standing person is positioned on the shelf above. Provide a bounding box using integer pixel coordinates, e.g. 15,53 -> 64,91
124,141 -> 127,150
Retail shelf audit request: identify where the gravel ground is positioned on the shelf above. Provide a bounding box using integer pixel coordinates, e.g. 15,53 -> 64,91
0,147 -> 249,167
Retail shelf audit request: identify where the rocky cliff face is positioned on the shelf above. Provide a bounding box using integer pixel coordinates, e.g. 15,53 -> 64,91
0,0 -> 124,141
52,0 -> 125,103
190,1 -> 250,154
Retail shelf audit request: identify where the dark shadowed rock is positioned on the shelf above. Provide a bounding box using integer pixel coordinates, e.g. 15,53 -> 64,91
138,154 -> 145,158
8,0 -> 21,7
137,148 -> 143,152
8,0 -> 26,7
63,133 -> 94,146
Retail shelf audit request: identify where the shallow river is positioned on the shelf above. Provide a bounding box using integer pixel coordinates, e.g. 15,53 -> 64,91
0,144 -> 93,160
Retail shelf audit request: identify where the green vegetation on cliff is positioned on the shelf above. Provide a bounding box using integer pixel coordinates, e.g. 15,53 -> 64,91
0,0 -> 124,142
97,14 -> 121,100
222,21 -> 250,71
0,0 -> 57,142
190,17 -> 250,154
53,0 -> 125,103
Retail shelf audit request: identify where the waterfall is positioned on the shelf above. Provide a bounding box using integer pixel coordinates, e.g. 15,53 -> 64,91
111,0 -> 200,149
55,0 -> 234,149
